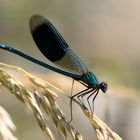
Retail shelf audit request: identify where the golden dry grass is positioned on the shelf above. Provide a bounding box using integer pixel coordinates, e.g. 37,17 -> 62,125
0,62 -> 123,140
0,106 -> 18,140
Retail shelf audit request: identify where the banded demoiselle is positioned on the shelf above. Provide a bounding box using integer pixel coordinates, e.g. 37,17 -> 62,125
0,15 -> 107,122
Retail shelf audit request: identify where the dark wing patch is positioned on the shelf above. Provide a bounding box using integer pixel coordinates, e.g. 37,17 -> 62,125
30,15 -> 90,75
30,15 -> 68,61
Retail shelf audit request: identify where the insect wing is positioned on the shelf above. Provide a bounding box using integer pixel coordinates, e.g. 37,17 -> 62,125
30,15 -> 90,75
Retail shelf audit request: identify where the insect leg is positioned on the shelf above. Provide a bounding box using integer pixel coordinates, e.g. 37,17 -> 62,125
92,90 -> 99,112
79,81 -> 88,87
69,88 -> 89,123
87,89 -> 98,112
70,79 -> 75,96
77,88 -> 93,104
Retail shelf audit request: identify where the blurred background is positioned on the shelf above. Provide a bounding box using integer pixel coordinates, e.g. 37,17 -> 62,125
0,0 -> 140,140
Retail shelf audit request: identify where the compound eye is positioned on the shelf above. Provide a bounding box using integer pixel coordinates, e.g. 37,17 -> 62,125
100,82 -> 107,93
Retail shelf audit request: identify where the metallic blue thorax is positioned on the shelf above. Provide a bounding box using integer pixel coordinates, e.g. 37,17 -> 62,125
82,72 -> 99,87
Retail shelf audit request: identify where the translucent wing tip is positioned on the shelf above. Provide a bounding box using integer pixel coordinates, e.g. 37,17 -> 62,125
30,15 -> 45,33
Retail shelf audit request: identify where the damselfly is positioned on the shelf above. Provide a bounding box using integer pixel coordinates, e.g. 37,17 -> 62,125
0,15 -> 107,122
